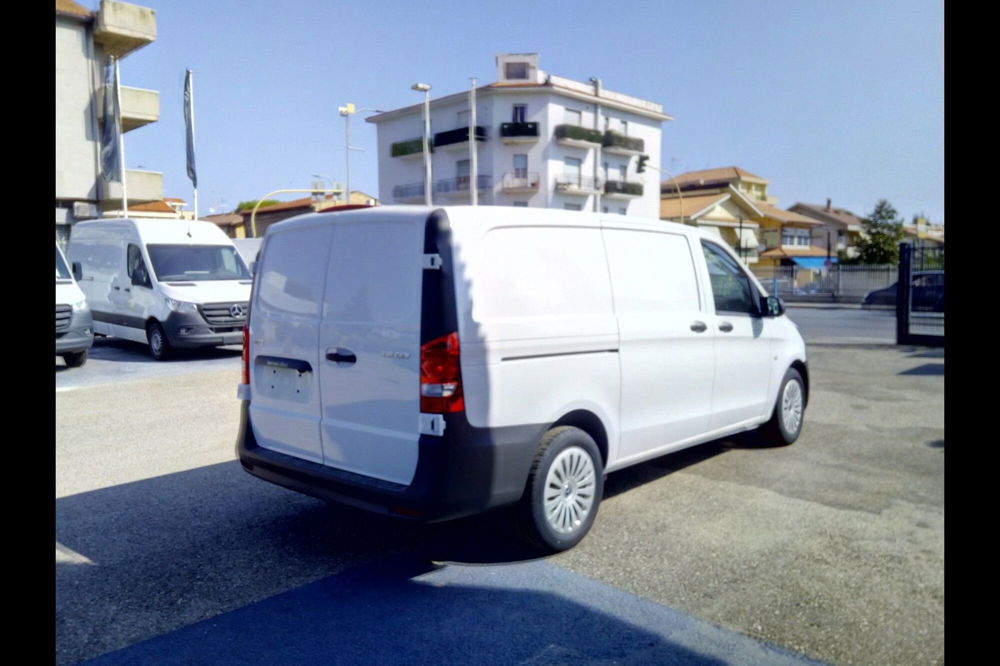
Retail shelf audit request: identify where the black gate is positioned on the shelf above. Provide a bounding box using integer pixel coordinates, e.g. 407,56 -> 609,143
896,243 -> 944,346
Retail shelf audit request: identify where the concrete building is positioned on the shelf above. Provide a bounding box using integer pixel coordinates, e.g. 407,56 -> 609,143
55,0 -> 159,248
366,54 -> 670,219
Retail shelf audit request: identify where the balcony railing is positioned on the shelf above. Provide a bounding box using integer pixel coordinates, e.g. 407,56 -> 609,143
391,138 -> 431,158
435,174 -> 492,195
98,85 -> 159,132
604,180 -> 644,197
555,175 -> 600,193
554,124 -> 603,145
501,172 -> 540,192
434,126 -> 487,149
602,131 -> 644,154
499,122 -> 539,141
393,182 -> 426,200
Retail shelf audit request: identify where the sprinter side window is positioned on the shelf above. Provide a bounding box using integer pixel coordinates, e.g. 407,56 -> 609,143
127,244 -> 152,288
701,241 -> 758,315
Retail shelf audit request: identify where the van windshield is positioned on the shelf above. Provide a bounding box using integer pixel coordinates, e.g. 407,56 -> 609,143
56,245 -> 72,281
146,244 -> 251,282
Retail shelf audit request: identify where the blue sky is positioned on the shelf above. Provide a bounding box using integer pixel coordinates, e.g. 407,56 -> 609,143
112,0 -> 943,222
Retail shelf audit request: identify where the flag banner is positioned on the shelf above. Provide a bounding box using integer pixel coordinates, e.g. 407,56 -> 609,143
99,63 -> 121,182
184,69 -> 197,188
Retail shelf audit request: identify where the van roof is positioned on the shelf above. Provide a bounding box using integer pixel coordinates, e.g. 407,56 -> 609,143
74,218 -> 234,246
266,205 -> 698,237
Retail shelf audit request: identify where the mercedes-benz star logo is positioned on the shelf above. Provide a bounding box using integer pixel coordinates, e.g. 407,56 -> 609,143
230,304 -> 247,319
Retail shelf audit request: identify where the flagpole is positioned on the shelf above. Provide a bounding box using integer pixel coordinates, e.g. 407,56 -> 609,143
115,57 -> 128,217
186,69 -> 199,220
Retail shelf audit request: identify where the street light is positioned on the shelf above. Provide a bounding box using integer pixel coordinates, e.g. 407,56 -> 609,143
411,82 -> 432,206
338,104 -> 384,206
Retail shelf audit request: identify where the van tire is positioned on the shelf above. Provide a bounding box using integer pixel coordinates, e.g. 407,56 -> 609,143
760,367 -> 805,446
147,321 -> 172,361
521,426 -> 604,553
62,350 -> 87,368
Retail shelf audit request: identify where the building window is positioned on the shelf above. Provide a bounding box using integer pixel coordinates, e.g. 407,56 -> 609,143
565,157 -> 582,185
457,110 -> 470,126
619,207 -> 627,215
564,203 -> 583,211
456,159 -> 470,187
781,228 -> 811,246
602,206 -> 609,213
564,108 -> 582,126
505,62 -> 528,80
512,104 -> 526,123
621,120 -> 628,135
618,164 -> 627,182
514,154 -> 528,178
513,201 -> 528,207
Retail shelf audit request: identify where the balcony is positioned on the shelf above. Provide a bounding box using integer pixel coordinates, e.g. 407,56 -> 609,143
101,169 -> 163,204
500,172 -> 540,194
392,182 -> 427,202
435,175 -> 492,197
434,126 -> 487,151
555,175 -> 600,196
499,122 -> 539,144
602,131 -> 644,156
391,137 -> 432,159
93,0 -> 157,59
603,180 -> 644,199
554,124 -> 602,149
97,85 -> 159,132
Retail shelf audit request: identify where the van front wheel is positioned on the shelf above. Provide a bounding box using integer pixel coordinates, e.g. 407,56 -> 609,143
147,321 -> 172,361
760,367 -> 805,446
521,426 -> 604,553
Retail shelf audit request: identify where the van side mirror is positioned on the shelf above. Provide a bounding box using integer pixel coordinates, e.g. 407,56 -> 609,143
72,262 -> 83,281
761,295 -> 785,317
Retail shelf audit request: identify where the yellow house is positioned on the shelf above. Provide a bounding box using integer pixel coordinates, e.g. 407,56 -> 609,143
660,167 -> 826,269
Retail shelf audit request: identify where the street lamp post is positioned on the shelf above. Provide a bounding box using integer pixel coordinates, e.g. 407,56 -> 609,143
412,82 -> 432,206
338,104 -> 384,206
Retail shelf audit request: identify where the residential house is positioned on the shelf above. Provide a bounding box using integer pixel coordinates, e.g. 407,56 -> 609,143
660,167 -> 823,268
56,0 -> 160,248
787,200 -> 865,259
367,53 -> 670,219
230,191 -> 378,238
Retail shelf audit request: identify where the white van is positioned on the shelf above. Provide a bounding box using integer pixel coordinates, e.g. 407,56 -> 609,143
67,218 -> 252,360
236,206 -> 808,551
56,243 -> 94,367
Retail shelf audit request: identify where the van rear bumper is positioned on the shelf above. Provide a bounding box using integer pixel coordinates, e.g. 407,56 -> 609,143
235,401 -> 544,523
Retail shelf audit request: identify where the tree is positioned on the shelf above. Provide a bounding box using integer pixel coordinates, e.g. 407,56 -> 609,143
235,199 -> 280,212
855,199 -> 905,264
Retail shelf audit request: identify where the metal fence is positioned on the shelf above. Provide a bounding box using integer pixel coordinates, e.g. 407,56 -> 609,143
897,244 -> 944,346
751,264 -> 898,303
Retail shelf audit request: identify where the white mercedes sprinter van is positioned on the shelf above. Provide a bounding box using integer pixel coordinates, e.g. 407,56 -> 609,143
67,218 -> 252,360
56,243 -> 93,367
236,206 -> 808,551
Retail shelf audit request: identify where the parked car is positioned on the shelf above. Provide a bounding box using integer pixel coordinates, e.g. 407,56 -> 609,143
67,218 -> 252,360
862,270 -> 944,311
56,243 -> 93,367
236,206 -> 809,552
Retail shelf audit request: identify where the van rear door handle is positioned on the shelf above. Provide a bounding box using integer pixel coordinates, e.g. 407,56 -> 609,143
326,348 -> 357,365
690,321 -> 707,333
719,321 -> 734,333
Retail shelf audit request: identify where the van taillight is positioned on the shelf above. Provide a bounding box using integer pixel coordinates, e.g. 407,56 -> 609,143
241,325 -> 250,385
420,331 -> 464,413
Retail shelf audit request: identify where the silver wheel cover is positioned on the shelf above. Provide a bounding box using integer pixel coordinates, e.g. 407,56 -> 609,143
781,379 -> 803,435
543,446 -> 596,535
150,328 -> 163,354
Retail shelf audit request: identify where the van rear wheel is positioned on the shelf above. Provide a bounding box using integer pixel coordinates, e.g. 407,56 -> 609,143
62,350 -> 87,368
521,426 -> 603,553
147,321 -> 172,361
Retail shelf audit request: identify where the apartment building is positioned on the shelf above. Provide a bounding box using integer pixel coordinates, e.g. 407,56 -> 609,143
367,54 -> 671,219
55,0 -> 159,248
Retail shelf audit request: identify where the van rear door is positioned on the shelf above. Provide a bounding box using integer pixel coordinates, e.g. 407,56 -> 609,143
317,212 -> 427,485
248,222 -> 333,464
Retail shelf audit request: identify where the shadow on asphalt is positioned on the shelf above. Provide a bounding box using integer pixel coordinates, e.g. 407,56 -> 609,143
56,459 -> 741,665
84,336 -> 243,364
898,363 -> 945,376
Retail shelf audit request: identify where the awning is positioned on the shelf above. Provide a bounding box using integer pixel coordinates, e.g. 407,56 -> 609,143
790,256 -> 836,269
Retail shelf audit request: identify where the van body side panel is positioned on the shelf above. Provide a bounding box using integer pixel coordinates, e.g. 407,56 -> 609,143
601,226 -> 715,463
248,224 -> 333,464
448,216 -> 620,454
317,218 -> 424,485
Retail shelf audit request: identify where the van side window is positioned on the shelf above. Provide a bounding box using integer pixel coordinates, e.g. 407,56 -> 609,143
127,244 -> 151,288
701,241 -> 758,315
